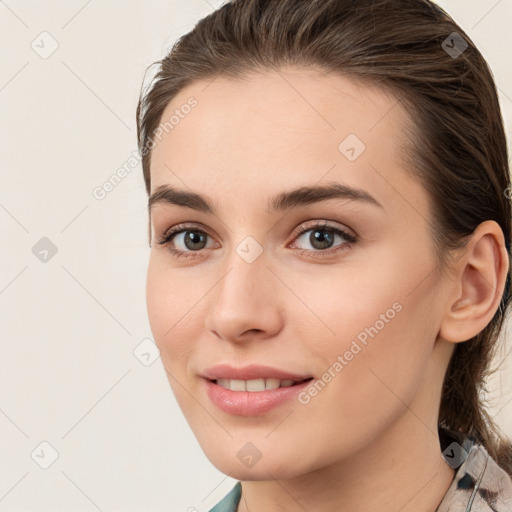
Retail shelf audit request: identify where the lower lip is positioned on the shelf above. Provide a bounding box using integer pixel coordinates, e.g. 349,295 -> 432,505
204,378 -> 313,416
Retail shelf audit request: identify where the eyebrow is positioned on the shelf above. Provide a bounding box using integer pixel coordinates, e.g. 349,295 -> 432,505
148,182 -> 384,215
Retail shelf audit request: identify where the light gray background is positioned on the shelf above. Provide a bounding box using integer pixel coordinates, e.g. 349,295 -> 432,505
1,1 -> 511,510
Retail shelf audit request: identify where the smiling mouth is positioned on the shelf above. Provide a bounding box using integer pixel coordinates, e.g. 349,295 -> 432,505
210,377 -> 314,392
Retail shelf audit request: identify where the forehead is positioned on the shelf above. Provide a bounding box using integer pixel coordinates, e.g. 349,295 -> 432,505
148,67 -> 426,219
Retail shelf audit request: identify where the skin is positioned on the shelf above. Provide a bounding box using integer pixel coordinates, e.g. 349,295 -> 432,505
146,67 -> 509,512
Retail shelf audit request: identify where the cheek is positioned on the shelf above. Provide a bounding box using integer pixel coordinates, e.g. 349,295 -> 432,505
290,244 -> 438,397
288,294 -> 436,458
146,260 -> 205,418
283,260 -> 405,354
146,256 -> 202,366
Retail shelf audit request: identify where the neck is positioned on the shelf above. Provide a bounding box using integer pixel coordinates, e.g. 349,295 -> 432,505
237,405 -> 455,512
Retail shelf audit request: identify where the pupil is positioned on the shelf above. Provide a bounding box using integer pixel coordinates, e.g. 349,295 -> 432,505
311,229 -> 333,249
182,229 -> 335,251
185,231 -> 206,250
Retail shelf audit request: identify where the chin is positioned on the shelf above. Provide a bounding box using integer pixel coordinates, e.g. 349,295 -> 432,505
210,455 -> 305,481
197,435 -> 316,481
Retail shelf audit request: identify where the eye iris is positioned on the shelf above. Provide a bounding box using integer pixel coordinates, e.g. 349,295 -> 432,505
185,231 -> 206,250
311,229 -> 334,249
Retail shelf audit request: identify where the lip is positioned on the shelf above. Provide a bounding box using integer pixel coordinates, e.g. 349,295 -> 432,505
200,364 -> 313,381
200,364 -> 314,416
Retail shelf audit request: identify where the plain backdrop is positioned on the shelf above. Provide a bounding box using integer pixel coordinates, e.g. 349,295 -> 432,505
1,1 -> 511,510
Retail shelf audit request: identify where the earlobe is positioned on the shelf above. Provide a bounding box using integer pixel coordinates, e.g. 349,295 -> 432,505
439,220 -> 509,344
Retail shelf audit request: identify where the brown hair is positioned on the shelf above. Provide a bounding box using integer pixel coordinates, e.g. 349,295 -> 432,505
136,0 -> 512,474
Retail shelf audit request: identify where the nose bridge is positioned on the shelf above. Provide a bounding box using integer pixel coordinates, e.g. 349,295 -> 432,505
216,234 -> 269,307
204,234 -> 282,340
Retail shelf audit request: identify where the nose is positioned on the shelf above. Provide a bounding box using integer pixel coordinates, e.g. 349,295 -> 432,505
204,245 -> 284,343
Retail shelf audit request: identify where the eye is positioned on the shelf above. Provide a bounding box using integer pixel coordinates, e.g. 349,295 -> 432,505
155,221 -> 357,260
155,224 -> 216,260
290,222 -> 357,257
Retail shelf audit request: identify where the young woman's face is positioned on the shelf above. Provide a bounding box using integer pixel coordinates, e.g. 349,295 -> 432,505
146,68 -> 454,479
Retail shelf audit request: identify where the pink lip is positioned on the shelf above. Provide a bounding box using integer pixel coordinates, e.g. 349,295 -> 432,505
203,378 -> 313,416
201,364 -> 312,381
200,364 -> 314,416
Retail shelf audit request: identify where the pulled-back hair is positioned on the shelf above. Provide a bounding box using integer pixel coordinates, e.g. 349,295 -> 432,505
136,0 -> 512,474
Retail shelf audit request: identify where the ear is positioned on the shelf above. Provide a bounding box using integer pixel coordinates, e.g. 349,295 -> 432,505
439,220 -> 509,343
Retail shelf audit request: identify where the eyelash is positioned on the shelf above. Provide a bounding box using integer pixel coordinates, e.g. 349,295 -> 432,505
155,221 -> 357,260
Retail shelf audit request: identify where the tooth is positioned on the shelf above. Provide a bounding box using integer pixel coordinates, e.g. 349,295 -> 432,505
217,379 -> 230,389
246,379 -> 266,391
215,378 -> 300,391
230,379 -> 246,391
265,378 -> 280,390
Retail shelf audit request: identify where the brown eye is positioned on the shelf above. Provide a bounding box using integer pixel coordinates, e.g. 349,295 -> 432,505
306,228 -> 336,250
179,231 -> 208,251
293,223 -> 356,254
156,224 -> 216,260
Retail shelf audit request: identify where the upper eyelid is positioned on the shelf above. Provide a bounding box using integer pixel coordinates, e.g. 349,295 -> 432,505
160,220 -> 355,245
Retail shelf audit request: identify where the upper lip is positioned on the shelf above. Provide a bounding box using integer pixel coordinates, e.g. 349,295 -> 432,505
201,364 -> 313,382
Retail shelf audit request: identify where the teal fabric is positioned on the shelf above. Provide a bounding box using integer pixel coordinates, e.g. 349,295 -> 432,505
208,481 -> 241,512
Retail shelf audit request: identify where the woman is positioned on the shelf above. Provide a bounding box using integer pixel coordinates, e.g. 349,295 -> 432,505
136,0 -> 512,510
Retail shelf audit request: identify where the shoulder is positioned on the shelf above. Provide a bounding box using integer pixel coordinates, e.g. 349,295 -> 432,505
437,430 -> 512,512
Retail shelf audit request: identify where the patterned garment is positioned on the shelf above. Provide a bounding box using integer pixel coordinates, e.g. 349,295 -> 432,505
436,428 -> 512,511
208,428 -> 512,512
